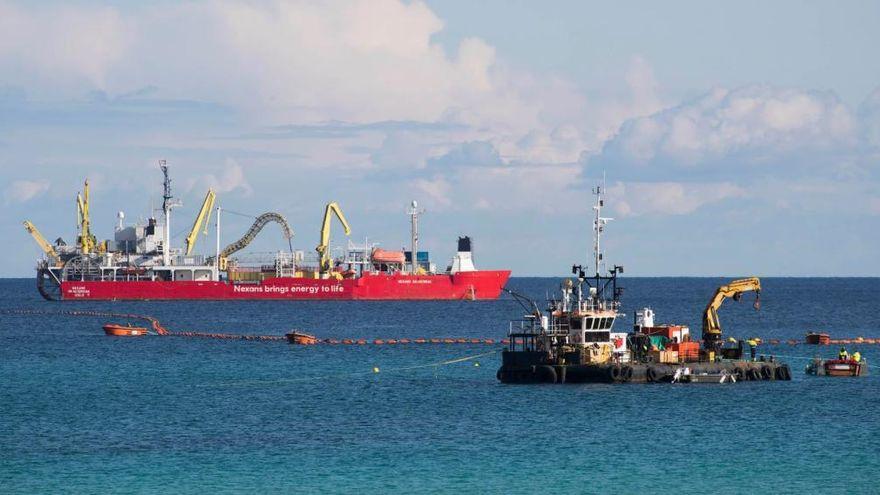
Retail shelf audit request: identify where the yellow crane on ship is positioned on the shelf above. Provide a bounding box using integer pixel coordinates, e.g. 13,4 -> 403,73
75,179 -> 107,255
702,277 -> 762,353
22,220 -> 62,267
184,189 -> 216,256
76,180 -> 97,254
316,202 -> 351,278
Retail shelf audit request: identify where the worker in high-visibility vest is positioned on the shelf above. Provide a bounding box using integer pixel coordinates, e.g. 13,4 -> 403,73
838,347 -> 849,361
747,339 -> 758,361
852,351 -> 861,363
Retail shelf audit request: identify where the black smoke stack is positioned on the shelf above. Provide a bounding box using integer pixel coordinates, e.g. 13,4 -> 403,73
457,236 -> 472,253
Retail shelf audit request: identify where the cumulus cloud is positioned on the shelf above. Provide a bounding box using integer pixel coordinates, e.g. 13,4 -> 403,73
606,181 -> 746,217
595,85 -> 857,171
0,2 -> 129,91
4,179 -> 49,203
198,160 -> 253,196
411,176 -> 452,207
427,141 -> 503,169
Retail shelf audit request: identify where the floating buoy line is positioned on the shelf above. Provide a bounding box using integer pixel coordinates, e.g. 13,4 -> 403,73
4,310 -> 878,349
1,309 -> 498,344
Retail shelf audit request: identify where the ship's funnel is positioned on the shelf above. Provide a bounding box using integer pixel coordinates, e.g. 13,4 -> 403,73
449,236 -> 475,273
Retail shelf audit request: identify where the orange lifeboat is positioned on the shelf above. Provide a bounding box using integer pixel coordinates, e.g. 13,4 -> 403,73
371,248 -> 406,264
103,323 -> 149,336
285,331 -> 318,345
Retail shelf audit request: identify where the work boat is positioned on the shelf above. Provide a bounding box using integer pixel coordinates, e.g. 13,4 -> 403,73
24,161 -> 510,301
496,184 -> 792,384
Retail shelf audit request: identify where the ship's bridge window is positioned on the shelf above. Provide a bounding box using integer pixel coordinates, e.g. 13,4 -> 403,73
584,331 -> 610,343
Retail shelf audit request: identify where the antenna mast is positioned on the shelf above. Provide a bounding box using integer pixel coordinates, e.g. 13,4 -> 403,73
407,200 -> 425,274
158,160 -> 181,266
593,184 -> 612,276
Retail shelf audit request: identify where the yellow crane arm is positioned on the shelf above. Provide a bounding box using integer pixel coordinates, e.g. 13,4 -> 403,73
184,189 -> 216,256
316,202 -> 352,273
701,277 -> 761,345
23,220 -> 61,265
77,180 -> 95,254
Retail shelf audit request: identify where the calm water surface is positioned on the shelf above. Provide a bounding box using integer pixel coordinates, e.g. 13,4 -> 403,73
1,277 -> 879,493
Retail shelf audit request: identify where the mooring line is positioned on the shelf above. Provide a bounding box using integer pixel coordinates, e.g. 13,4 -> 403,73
200,349 -> 501,388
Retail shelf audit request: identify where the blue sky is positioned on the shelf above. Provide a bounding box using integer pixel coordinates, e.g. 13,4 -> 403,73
2,0 -> 879,276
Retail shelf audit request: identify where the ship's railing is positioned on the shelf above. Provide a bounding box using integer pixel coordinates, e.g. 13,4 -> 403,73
508,319 -> 542,335
545,323 -> 572,336
508,319 -> 570,337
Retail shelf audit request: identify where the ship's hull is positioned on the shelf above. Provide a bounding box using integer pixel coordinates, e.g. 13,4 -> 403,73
57,270 -> 511,301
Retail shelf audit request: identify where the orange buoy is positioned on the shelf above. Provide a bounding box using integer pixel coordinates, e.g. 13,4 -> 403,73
399,339 -> 411,344
342,339 -> 353,344
387,339 -> 398,344
456,338 -> 467,344
443,338 -> 455,344
469,339 -> 481,344
414,338 -> 427,344
501,339 -> 510,344
430,338 -> 441,344
483,339 -> 495,344
373,339 -> 385,345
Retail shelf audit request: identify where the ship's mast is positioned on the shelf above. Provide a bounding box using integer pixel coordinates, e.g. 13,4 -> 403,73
159,160 -> 181,266
592,184 -> 612,277
407,200 -> 424,274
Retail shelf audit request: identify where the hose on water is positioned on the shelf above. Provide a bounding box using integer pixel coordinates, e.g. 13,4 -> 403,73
202,349 -> 501,388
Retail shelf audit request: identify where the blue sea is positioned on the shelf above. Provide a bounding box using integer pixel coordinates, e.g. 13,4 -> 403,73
1,277 -> 878,494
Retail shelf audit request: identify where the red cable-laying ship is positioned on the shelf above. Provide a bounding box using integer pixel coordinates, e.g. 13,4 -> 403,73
24,161 -> 510,301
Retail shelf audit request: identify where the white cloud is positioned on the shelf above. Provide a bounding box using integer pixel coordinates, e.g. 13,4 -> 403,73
200,160 -> 253,196
4,179 -> 50,203
411,176 -> 452,208
606,181 -> 746,217
0,2 -> 129,90
0,1 -> 676,171
599,85 -> 857,167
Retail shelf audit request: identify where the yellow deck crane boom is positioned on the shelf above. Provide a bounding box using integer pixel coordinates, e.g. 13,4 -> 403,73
76,180 -> 96,254
184,189 -> 216,256
22,221 -> 61,266
702,277 -> 762,351
75,179 -> 107,254
316,202 -> 351,277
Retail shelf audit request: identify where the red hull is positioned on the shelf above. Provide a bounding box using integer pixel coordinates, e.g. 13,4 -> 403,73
60,270 -> 511,301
